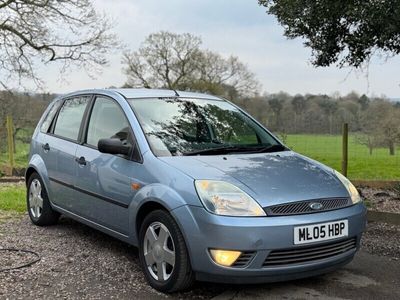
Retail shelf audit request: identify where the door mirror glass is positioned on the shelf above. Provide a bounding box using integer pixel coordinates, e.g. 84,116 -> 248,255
98,138 -> 131,156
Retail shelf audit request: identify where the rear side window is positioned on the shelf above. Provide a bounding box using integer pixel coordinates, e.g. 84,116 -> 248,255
53,96 -> 90,141
86,97 -> 130,147
40,100 -> 63,133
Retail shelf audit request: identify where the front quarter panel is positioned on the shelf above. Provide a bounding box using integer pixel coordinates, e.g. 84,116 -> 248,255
128,182 -> 199,245
126,152 -> 202,245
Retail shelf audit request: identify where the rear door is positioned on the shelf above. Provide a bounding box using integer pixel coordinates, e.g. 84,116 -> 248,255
74,96 -> 142,235
44,96 -> 91,211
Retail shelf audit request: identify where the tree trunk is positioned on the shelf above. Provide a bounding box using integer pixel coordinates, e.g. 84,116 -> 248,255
389,142 -> 395,155
369,146 -> 373,155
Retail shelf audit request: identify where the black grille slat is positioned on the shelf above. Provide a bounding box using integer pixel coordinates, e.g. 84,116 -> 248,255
231,251 -> 256,268
267,243 -> 355,261
270,238 -> 354,256
264,246 -> 355,266
265,198 -> 351,216
263,238 -> 357,267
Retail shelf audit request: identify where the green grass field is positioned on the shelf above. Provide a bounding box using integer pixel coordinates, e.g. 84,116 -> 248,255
285,134 -> 400,180
0,185 -> 26,213
0,132 -> 399,180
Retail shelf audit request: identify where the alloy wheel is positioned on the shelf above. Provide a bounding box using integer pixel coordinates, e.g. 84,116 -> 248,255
29,179 -> 43,219
143,221 -> 176,281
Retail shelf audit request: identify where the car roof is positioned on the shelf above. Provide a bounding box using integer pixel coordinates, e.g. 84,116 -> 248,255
59,88 -> 223,101
110,88 -> 222,100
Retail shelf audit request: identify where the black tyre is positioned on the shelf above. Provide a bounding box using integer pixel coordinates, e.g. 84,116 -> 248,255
139,210 -> 194,293
27,173 -> 60,226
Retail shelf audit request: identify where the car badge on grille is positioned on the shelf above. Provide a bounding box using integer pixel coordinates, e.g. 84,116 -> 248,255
309,202 -> 323,210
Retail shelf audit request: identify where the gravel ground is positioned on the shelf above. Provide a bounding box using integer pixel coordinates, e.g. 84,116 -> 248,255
0,215 -> 226,300
0,214 -> 399,300
361,221 -> 400,259
359,187 -> 400,213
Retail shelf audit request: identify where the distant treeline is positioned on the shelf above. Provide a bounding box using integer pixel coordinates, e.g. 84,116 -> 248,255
1,90 -> 399,155
233,92 -> 400,155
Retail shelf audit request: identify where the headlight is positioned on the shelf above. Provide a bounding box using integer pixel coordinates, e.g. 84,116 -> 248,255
194,180 -> 266,216
334,171 -> 362,204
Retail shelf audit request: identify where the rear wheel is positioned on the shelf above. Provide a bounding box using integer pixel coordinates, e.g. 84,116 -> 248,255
27,173 -> 60,226
139,210 -> 194,293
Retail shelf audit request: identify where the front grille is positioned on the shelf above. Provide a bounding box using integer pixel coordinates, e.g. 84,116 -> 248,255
263,237 -> 357,267
232,251 -> 256,268
264,198 -> 351,216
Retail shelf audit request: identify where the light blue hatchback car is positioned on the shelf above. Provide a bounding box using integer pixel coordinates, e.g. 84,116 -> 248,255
26,89 -> 367,292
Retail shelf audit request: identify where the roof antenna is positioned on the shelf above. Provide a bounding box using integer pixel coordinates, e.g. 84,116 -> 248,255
172,89 -> 180,97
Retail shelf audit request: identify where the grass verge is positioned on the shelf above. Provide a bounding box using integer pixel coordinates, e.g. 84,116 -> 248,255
0,185 -> 26,213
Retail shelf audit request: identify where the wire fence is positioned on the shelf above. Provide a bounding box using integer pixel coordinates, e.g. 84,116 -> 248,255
280,132 -> 400,180
1,116 -> 399,180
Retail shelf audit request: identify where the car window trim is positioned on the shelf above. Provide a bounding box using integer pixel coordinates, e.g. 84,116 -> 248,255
80,94 -> 143,164
46,94 -> 93,144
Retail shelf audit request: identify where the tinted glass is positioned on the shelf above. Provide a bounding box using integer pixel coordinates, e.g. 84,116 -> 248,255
86,97 -> 131,147
53,97 -> 90,141
129,98 -> 279,156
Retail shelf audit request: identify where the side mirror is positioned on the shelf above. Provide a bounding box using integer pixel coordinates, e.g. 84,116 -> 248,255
98,138 -> 131,156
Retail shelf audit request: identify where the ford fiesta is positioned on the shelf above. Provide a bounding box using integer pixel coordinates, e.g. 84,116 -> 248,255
26,89 -> 367,292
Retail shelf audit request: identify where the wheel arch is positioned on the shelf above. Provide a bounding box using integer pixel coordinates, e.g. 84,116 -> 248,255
135,200 -> 169,238
128,183 -> 194,246
25,154 -> 51,199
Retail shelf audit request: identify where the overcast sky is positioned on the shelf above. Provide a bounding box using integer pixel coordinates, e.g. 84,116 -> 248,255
38,0 -> 400,98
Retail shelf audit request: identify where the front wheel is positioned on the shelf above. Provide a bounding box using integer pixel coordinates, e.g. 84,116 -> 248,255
139,210 -> 194,293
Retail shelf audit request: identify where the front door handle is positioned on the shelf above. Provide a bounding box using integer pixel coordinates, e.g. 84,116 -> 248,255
75,156 -> 87,166
42,143 -> 50,152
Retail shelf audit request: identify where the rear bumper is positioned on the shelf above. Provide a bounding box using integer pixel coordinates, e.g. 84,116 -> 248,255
171,203 -> 366,283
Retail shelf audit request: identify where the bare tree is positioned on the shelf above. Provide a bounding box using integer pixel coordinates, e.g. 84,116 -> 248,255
194,50 -> 260,98
0,0 -> 117,88
122,31 -> 260,98
358,100 -> 400,155
122,32 -> 201,90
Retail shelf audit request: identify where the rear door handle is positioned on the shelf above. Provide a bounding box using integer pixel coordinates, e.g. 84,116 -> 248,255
75,156 -> 87,166
42,143 -> 50,152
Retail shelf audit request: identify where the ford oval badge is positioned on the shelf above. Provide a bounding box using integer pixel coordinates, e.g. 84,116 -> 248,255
309,202 -> 323,210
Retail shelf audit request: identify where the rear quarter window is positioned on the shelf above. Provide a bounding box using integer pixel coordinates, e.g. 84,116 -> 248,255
40,100 -> 63,133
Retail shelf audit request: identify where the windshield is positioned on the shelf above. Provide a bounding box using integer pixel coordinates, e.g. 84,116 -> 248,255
128,98 -> 282,156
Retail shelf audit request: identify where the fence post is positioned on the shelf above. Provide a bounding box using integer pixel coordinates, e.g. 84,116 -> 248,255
6,115 -> 15,169
342,123 -> 348,176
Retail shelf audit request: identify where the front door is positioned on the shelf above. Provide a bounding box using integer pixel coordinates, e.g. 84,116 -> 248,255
74,96 -> 141,235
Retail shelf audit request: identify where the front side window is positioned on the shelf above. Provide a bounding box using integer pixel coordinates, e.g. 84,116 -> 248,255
86,97 -> 132,148
128,98 -> 282,156
53,96 -> 90,141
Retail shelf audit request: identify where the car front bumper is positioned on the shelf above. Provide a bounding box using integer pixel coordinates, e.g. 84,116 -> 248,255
171,202 -> 367,283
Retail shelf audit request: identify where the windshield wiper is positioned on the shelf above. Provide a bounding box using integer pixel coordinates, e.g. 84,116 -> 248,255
182,144 -> 288,156
253,144 -> 288,153
183,145 -> 253,156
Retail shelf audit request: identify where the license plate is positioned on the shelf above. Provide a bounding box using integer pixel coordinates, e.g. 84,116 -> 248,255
294,220 -> 348,245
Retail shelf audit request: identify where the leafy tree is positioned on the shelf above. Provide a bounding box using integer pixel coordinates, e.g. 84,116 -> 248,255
268,97 -> 283,130
318,96 -> 339,134
258,0 -> 400,67
0,0 -> 117,88
122,31 -> 260,98
291,94 -> 307,132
